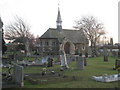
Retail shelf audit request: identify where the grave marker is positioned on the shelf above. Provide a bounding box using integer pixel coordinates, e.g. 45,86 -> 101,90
103,45 -> 108,62
115,59 -> 120,69
13,64 -> 24,87
75,56 -> 84,70
84,58 -> 87,66
60,50 -> 69,69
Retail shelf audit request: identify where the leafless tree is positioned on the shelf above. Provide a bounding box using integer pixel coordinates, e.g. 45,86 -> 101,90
4,16 -> 35,53
5,16 -> 31,43
74,16 -> 106,57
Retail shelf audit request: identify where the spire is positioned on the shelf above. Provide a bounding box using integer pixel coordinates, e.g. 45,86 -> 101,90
56,4 -> 62,31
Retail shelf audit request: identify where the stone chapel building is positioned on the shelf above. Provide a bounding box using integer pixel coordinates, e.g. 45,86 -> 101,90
37,7 -> 89,55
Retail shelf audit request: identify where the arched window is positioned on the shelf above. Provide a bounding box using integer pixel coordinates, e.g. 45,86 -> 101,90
45,41 -> 49,46
40,41 -> 42,46
82,44 -> 85,51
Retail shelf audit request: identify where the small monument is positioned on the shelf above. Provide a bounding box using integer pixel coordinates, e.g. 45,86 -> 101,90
59,50 -> 69,69
75,46 -> 85,70
13,64 -> 24,87
118,44 -> 120,58
103,45 -> 108,62
115,59 -> 120,69
84,52 -> 88,66
47,57 -> 53,67
76,56 -> 84,70
25,40 -> 31,56
41,54 -> 48,67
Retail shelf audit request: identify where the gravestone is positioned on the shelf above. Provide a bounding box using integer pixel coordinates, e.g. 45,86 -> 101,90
84,58 -> 87,66
9,55 -> 14,60
118,51 -> 120,58
47,57 -> 53,67
103,46 -> 108,62
104,55 -> 108,62
13,64 -> 24,87
14,54 -> 23,61
115,59 -> 120,69
83,54 -> 87,66
75,56 -> 84,70
118,44 -> 120,58
59,50 -> 69,69
75,48 -> 82,56
25,41 -> 31,56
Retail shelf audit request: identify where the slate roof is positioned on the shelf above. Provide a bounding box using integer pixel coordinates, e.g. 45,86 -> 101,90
40,28 -> 89,44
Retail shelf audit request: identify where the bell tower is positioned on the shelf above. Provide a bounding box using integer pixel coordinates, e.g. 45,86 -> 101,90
56,5 -> 62,31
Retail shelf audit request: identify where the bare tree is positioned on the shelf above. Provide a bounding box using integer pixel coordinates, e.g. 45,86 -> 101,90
5,16 -> 31,43
4,16 -> 35,53
74,16 -> 106,57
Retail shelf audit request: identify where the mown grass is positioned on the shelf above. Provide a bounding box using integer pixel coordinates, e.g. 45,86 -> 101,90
22,56 -> 120,88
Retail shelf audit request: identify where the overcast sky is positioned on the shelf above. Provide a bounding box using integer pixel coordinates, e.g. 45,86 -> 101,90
0,0 -> 119,43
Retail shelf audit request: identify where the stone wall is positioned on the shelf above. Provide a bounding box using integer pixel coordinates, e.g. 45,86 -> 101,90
39,38 -> 59,55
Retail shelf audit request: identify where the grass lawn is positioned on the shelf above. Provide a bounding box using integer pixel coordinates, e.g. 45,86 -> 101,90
3,56 -> 119,88
22,56 -> 120,88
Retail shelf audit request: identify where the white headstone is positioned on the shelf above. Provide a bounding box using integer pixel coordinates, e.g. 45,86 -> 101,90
60,50 -> 69,68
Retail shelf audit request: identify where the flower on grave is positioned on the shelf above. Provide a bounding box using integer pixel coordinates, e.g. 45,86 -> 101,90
42,68 -> 47,71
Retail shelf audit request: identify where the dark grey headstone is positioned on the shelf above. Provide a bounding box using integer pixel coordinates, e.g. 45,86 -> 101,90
13,65 -> 24,87
115,59 -> 120,69
76,56 -> 84,70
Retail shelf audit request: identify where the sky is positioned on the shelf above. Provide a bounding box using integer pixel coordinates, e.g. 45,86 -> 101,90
0,0 -> 119,43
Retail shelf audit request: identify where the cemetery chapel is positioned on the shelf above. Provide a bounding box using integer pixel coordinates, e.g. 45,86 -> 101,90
38,6 -> 89,55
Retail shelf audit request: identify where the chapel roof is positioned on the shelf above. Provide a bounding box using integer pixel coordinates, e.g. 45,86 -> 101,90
40,28 -> 89,44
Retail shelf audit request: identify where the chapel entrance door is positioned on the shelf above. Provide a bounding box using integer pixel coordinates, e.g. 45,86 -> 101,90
64,42 -> 70,54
